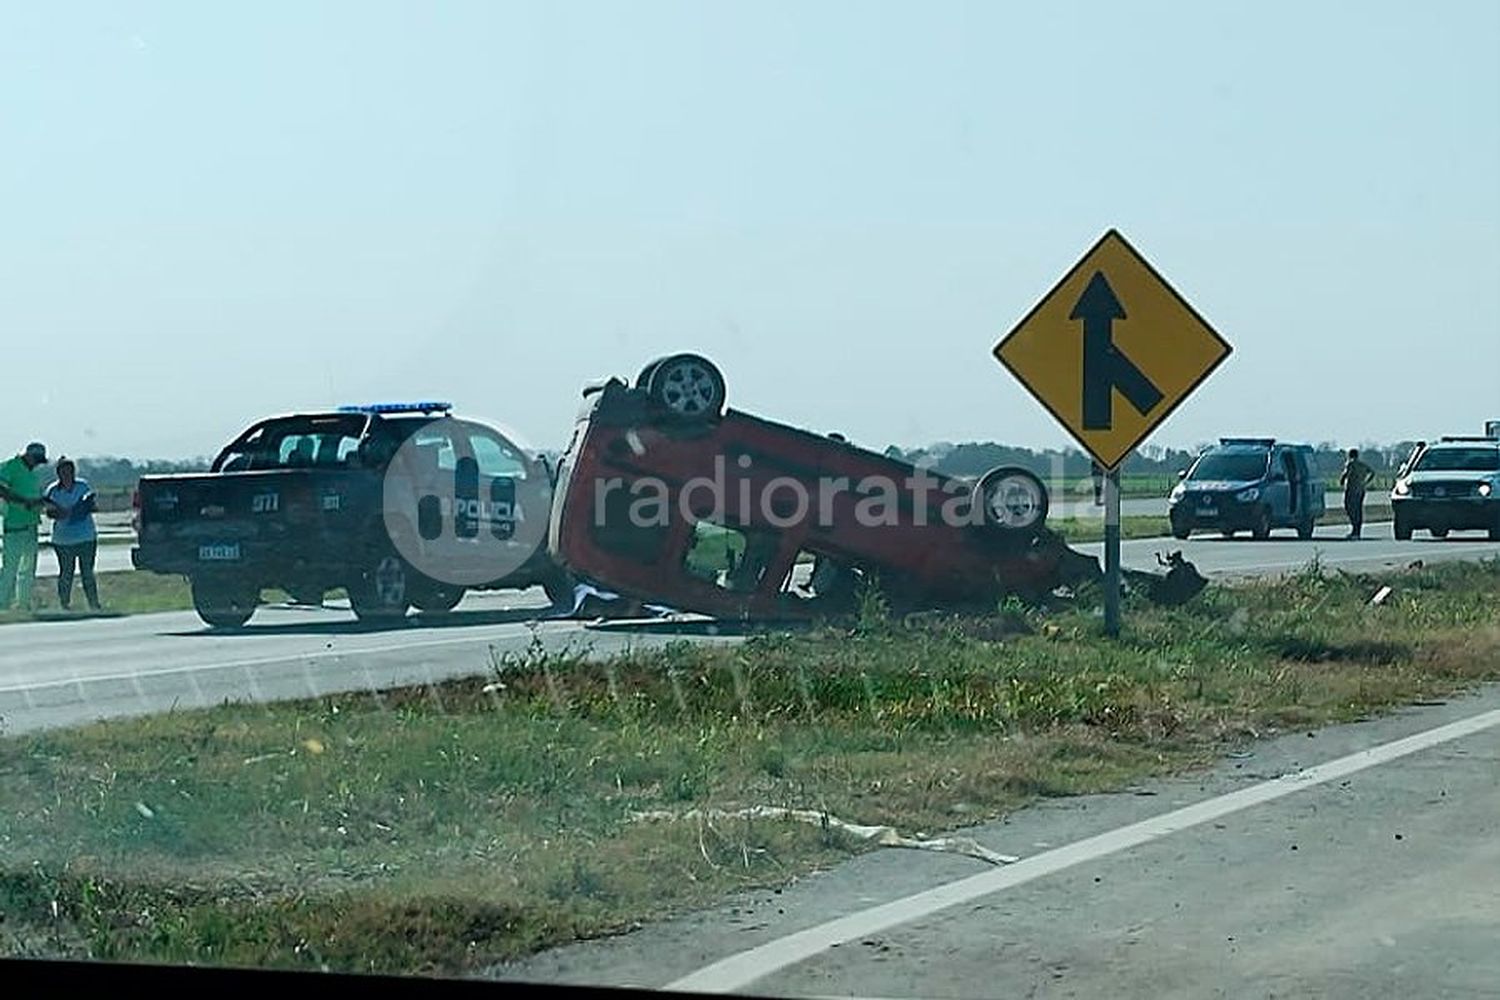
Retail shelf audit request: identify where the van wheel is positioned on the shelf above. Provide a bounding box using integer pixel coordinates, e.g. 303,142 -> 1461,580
191,577 -> 257,629
1251,509 -> 1272,540
974,466 -> 1049,533
1430,526 -> 1449,539
349,553 -> 411,622
1296,517 -> 1315,540
646,354 -> 726,419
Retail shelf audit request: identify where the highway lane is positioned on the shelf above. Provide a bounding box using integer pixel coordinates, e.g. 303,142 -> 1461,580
3,523 -> 1497,737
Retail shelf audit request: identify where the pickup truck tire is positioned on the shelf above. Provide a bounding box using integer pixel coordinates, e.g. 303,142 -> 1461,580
1430,526 -> 1449,539
646,354 -> 726,420
1171,523 -> 1192,540
975,466 -> 1048,534
1251,508 -> 1272,540
191,577 -> 257,629
410,582 -> 464,614
1490,515 -> 1500,542
1394,515 -> 1413,541
1296,516 -> 1316,540
349,553 -> 411,623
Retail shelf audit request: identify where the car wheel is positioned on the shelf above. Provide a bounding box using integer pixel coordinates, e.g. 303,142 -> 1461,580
1251,509 -> 1271,540
646,354 -> 726,420
1296,517 -> 1315,540
191,576 -> 257,629
1430,526 -> 1449,539
349,552 -> 411,623
974,466 -> 1049,534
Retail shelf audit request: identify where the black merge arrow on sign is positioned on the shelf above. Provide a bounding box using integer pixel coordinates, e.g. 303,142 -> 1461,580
1070,270 -> 1164,430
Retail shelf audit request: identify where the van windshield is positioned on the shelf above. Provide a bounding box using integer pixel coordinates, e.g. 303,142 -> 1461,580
1188,452 -> 1269,483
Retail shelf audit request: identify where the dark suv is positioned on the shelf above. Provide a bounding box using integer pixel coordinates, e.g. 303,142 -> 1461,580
1391,436 -> 1500,540
1168,438 -> 1324,540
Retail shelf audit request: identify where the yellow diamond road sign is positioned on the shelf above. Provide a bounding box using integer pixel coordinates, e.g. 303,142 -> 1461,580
994,229 -> 1232,471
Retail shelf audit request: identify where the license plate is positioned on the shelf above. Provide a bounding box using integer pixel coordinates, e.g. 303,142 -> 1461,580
1197,505 -> 1216,517
198,543 -> 241,561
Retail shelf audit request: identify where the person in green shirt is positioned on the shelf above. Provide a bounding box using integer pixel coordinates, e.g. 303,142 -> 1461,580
1,441 -> 51,610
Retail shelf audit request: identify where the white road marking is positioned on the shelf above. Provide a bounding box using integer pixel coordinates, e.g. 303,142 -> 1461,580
666,706 -> 1500,994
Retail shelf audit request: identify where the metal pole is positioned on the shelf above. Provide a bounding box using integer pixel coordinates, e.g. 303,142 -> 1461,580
1104,466 -> 1121,637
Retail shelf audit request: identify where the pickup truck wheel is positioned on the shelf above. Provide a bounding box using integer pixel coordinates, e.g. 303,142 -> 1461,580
410,582 -> 464,614
1171,522 -> 1192,541
1296,516 -> 1316,540
1490,515 -> 1500,542
1251,509 -> 1272,540
349,553 -> 411,622
191,577 -> 257,629
1430,526 -> 1449,539
646,354 -> 726,419
975,466 -> 1049,534
1394,515 -> 1413,541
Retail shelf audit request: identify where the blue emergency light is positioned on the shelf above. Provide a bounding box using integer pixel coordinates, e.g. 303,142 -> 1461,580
337,401 -> 453,415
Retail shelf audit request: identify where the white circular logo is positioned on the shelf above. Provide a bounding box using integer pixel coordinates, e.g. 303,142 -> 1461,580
380,416 -> 553,586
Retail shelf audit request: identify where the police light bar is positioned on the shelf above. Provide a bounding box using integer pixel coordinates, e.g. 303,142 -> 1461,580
1218,437 -> 1275,448
337,401 -> 453,415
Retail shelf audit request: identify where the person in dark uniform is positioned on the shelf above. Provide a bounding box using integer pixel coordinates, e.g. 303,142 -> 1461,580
1339,448 -> 1375,539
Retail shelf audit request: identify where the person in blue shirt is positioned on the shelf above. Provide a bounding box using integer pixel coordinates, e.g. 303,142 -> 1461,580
44,457 -> 101,611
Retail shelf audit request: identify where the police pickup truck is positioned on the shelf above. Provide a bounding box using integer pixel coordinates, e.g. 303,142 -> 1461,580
132,402 -> 572,627
1391,435 -> 1500,541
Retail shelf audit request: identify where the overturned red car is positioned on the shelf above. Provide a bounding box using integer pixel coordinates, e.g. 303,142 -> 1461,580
546,354 -> 1102,620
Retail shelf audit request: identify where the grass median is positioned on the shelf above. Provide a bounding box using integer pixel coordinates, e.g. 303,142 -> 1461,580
3,556 -> 1499,973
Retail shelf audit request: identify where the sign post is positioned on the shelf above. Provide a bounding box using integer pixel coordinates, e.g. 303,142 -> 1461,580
994,230 -> 1231,635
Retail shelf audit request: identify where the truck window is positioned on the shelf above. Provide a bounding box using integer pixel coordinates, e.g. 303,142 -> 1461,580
466,428 -> 529,479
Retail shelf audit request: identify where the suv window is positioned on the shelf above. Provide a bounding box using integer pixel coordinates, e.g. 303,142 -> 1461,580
1414,447 -> 1500,472
1189,451 -> 1268,482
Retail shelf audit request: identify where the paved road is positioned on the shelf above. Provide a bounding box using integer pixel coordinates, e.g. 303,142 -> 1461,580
495,688 -> 1500,999
3,522 -> 1498,737
1053,489 -> 1351,521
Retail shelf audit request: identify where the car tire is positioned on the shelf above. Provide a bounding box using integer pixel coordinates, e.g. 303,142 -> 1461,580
191,576 -> 257,629
646,354 -> 726,420
1394,517 -> 1413,541
974,466 -> 1049,534
634,356 -> 668,388
1296,517 -> 1315,540
1251,509 -> 1272,541
348,552 -> 411,623
1430,526 -> 1449,539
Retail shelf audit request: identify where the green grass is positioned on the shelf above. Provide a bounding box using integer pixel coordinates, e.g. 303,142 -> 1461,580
3,558 -> 1499,973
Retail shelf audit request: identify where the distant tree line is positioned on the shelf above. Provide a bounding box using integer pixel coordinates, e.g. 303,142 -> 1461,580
65,456 -> 211,491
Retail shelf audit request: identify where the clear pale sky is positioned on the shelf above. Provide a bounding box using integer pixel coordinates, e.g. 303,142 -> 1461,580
3,2 -> 1497,459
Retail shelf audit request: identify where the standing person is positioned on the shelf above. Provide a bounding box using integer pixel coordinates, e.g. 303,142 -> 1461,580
44,457 -> 101,611
0,442 -> 50,611
1339,447 -> 1375,540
